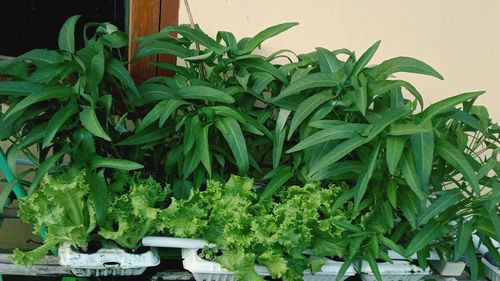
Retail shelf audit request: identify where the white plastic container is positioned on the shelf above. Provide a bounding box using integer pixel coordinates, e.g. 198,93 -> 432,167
142,236 -> 356,281
483,257 -> 500,281
355,259 -> 431,281
58,243 -> 160,277
429,259 -> 466,276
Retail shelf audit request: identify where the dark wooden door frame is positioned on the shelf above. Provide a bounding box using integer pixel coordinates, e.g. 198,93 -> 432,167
128,0 -> 180,83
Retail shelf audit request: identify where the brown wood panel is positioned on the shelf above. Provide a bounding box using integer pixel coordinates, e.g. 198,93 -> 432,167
128,0 -> 161,83
158,0 -> 180,76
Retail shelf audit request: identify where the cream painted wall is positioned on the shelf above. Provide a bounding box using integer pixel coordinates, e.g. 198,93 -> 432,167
179,0 -> 500,121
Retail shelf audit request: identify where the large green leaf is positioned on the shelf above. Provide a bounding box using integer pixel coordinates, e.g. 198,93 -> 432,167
272,73 -> 340,101
0,81 -> 43,97
388,124 -> 430,136
259,166 -> 293,203
43,101 -> 78,148
287,123 -> 368,153
162,25 -> 227,55
17,49 -> 64,67
454,219 -> 473,261
316,47 -> 343,73
367,108 -> 411,140
309,136 -> 368,176
418,91 -> 484,123
58,15 -> 81,53
0,60 -> 28,79
6,86 -> 76,118
366,56 -> 443,80
385,136 -> 406,175
80,107 -> 111,141
196,124 -> 212,178
136,98 -> 188,131
116,127 -> 170,146
90,157 -> 143,170
76,40 -> 105,89
133,41 -> 197,60
348,40 -> 381,79
288,90 -> 333,138
215,117 -> 249,174
417,189 -> 463,226
400,150 -> 426,200
435,138 -> 480,194
28,150 -> 66,194
272,126 -> 286,169
178,86 -> 235,103
239,22 -> 298,54
85,170 -> 108,226
106,58 -> 140,96
354,141 -> 381,209
405,221 -> 447,256
410,123 -> 434,192
309,161 -> 363,181
236,58 -> 288,83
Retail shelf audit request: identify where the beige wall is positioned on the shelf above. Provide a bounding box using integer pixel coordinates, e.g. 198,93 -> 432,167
179,0 -> 500,122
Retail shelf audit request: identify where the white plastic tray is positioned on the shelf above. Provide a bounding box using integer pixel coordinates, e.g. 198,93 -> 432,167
143,236 -> 356,281
58,243 -> 160,277
355,259 -> 431,281
483,257 -> 500,281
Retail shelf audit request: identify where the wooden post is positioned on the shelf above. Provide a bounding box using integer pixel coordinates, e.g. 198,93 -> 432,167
128,0 -> 180,82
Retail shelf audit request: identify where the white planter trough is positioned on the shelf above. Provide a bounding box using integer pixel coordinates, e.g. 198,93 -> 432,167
142,236 -> 356,281
482,257 -> 500,281
58,243 -> 160,277
355,259 -> 431,281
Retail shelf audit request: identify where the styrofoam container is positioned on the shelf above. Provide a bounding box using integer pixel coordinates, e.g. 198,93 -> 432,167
429,259 -> 466,276
483,257 -> 500,281
355,259 -> 431,281
181,248 -> 355,281
58,243 -> 160,277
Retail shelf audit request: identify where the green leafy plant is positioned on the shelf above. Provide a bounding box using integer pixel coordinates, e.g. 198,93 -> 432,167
159,175 -> 357,281
11,167 -> 168,265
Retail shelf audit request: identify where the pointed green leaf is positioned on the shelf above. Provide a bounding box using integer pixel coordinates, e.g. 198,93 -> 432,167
259,166 -> 293,203
388,124 -> 430,135
288,123 -> 368,153
196,125 -> 212,178
6,86 -> 75,118
386,136 -> 406,175
43,101 -> 78,148
80,107 -> 111,141
273,73 -> 340,101
272,126 -> 286,169
310,161 -> 363,182
162,25 -> 227,55
288,90 -> 333,138
90,157 -> 143,170
0,81 -> 43,97
215,117 -> 249,174
178,86 -> 235,103
85,170 -> 108,226
116,127 -> 170,146
406,222 -> 447,256
137,98 -> 187,131
133,41 -> 197,60
354,141 -> 381,209
366,56 -> 443,80
400,150 -> 426,200
28,150 -> 66,193
349,40 -> 381,79
236,58 -> 288,83
316,47 -> 343,73
58,15 -> 81,53
454,219 -> 473,261
17,49 -> 64,67
418,91 -> 484,123
435,137 -> 480,194
411,123 -> 434,191
417,189 -> 462,226
106,58 -> 139,95
309,136 -> 368,176
240,22 -> 298,54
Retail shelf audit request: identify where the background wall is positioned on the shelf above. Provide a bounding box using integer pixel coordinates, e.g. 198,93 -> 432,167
179,0 -> 500,121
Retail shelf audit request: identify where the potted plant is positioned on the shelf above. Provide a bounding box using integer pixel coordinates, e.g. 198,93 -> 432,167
132,22 -> 499,281
0,16 -> 163,276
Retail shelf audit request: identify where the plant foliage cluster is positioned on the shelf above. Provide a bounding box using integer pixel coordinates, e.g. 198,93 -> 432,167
0,16 -> 499,281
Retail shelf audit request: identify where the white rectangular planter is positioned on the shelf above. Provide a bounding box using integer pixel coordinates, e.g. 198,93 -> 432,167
355,259 -> 431,281
58,243 -> 160,277
142,236 -> 356,281
483,257 -> 500,281
429,259 -> 466,276
182,248 -> 355,281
